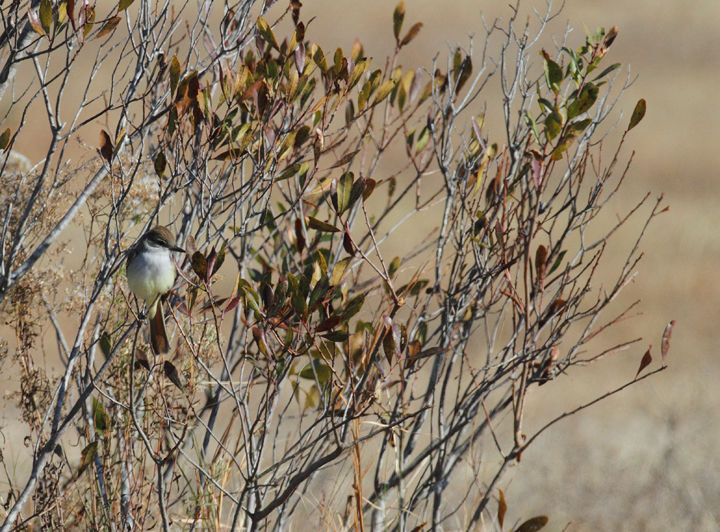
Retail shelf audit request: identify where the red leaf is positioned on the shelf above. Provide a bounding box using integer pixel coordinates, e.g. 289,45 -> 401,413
635,345 -> 652,380
316,315 -> 342,333
343,231 -> 355,256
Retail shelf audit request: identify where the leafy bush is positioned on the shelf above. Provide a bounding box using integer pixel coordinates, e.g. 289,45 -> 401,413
0,0 -> 671,531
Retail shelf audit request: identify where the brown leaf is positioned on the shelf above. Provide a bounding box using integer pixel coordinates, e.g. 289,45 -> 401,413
205,247 -> 218,282
400,22 -> 423,47
362,178 -> 376,201
604,26 -> 619,48
635,345 -> 652,380
498,489 -> 507,530
343,231 -> 355,256
67,0 -> 76,30
406,346 -> 447,362
27,9 -> 45,36
240,77 -> 265,101
94,15 -> 121,39
252,327 -> 268,355
191,251 -> 208,280
163,361 -> 184,391
316,315 -> 342,333
134,349 -> 150,371
185,234 -> 198,256
661,320 -> 675,365
295,218 -> 305,253
307,216 -> 340,233
328,149 -> 360,169
99,130 -> 113,163
224,295 -> 242,315
535,245 -> 547,284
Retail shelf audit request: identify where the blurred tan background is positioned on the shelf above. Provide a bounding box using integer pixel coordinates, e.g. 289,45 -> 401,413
2,0 -> 719,530
301,1 -> 720,530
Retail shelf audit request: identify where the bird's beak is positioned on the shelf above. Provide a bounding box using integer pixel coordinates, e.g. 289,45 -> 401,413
171,245 -> 186,254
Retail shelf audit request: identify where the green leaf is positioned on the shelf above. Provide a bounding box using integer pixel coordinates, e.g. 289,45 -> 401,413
0,128 -> 11,152
543,57 -> 563,93
566,117 -> 592,137
256,17 -> 279,50
170,55 -> 181,98
342,294 -> 365,321
628,98 -> 646,131
118,0 -> 135,10
515,516 -> 549,532
368,69 -> 383,95
78,442 -> 98,474
330,257 -> 351,286
592,62 -> 621,81
94,15 -> 120,39
550,119 -> 591,161
299,359 -> 332,385
393,1 -> 405,39
372,78 -> 397,106
544,113 -> 562,142
388,256 -> 401,278
524,112 -> 540,144
307,216 -> 340,233
82,6 -> 95,39
336,172 -> 353,214
39,0 -> 52,36
348,59 -> 370,90
99,334 -> 112,358
153,152 -> 166,178
324,331 -> 349,343
415,126 -> 430,153
548,250 -> 567,276
241,286 -> 261,314
567,83 -> 599,119
313,45 -> 328,75
56,2 -> 67,26
92,398 -> 111,436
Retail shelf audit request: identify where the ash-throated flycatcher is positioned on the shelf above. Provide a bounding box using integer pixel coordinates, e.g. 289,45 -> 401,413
126,226 -> 185,354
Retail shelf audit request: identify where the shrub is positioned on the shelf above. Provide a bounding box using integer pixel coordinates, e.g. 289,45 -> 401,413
0,1 -> 671,531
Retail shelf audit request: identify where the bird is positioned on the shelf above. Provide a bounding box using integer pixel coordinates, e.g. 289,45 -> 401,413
126,226 -> 185,354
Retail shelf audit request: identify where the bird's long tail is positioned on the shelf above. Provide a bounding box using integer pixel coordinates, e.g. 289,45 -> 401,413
149,298 -> 170,354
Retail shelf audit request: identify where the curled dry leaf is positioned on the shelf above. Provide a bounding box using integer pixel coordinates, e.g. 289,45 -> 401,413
661,320 -> 675,365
